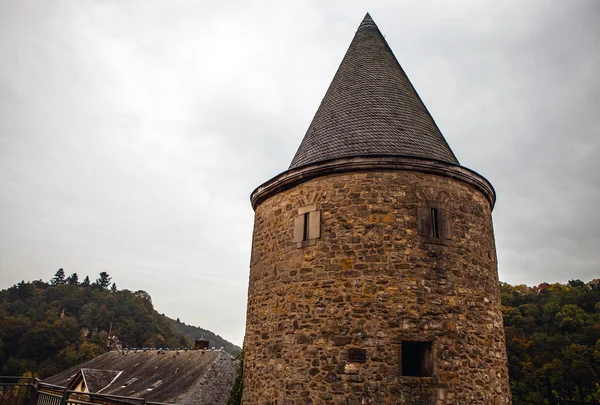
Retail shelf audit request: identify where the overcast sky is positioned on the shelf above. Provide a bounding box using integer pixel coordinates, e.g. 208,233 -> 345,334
1,1 -> 598,347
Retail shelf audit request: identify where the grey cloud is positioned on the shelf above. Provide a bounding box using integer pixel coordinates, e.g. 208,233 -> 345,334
1,1 -> 598,346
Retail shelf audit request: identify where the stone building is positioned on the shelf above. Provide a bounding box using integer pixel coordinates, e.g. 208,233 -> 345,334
243,13 -> 512,405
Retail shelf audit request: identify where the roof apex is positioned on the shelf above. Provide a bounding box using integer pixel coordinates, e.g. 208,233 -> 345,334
359,12 -> 376,29
289,13 -> 459,169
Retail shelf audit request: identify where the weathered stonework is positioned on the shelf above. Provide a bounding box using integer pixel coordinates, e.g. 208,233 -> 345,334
243,169 -> 511,405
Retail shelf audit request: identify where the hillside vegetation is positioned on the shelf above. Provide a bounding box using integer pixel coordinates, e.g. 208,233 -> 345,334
1,270 -> 598,404
502,279 -> 600,404
0,269 -> 241,378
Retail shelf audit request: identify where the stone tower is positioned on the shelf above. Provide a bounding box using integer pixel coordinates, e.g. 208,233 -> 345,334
243,13 -> 512,405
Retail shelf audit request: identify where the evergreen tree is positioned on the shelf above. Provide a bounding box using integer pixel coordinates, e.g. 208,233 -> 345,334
94,272 -> 111,290
66,273 -> 79,285
81,276 -> 90,287
51,268 -> 66,285
111,283 -> 117,293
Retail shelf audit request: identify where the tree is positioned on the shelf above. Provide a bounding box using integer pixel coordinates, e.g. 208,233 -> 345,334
555,304 -> 587,331
94,272 -> 111,290
81,276 -> 90,287
501,281 -> 600,403
134,290 -> 153,306
111,283 -> 117,293
226,353 -> 244,405
66,273 -> 79,285
0,278 -> 242,379
179,334 -> 188,347
50,269 -> 66,285
568,279 -> 585,288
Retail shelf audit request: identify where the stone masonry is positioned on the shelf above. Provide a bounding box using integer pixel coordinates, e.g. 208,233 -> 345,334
243,170 -> 511,404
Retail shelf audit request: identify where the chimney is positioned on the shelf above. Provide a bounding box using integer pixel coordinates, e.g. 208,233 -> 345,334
194,336 -> 209,350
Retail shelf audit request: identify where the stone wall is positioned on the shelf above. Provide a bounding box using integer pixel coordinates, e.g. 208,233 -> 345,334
243,170 -> 512,405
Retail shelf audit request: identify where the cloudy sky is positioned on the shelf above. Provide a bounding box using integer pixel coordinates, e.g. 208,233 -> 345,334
1,1 -> 598,347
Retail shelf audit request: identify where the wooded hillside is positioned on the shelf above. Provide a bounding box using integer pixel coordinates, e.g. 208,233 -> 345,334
0,269 -> 241,378
502,279 -> 600,403
1,271 -> 598,404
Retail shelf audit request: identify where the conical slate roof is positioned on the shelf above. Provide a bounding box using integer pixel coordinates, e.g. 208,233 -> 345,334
289,13 -> 459,169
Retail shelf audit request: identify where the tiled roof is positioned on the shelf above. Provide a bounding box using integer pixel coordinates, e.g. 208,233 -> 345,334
289,13 -> 459,169
43,349 -> 239,405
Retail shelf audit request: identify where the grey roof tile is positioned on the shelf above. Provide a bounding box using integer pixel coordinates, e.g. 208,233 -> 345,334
289,13 -> 459,169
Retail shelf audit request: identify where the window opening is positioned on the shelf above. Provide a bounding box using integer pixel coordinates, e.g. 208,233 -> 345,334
303,212 -> 310,241
347,348 -> 367,363
431,208 -> 439,238
401,341 -> 433,377
417,204 -> 450,243
294,205 -> 321,247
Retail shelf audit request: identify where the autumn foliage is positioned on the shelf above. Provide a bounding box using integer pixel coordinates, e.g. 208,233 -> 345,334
0,270 -> 240,378
1,272 -> 597,404
502,279 -> 600,403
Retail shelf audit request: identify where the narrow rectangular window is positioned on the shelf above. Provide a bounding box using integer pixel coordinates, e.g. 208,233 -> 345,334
417,204 -> 450,244
303,212 -> 310,241
294,205 -> 321,247
431,208 -> 439,238
401,341 -> 433,377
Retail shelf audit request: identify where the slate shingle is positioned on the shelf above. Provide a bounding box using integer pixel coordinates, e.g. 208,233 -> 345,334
289,13 -> 459,169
